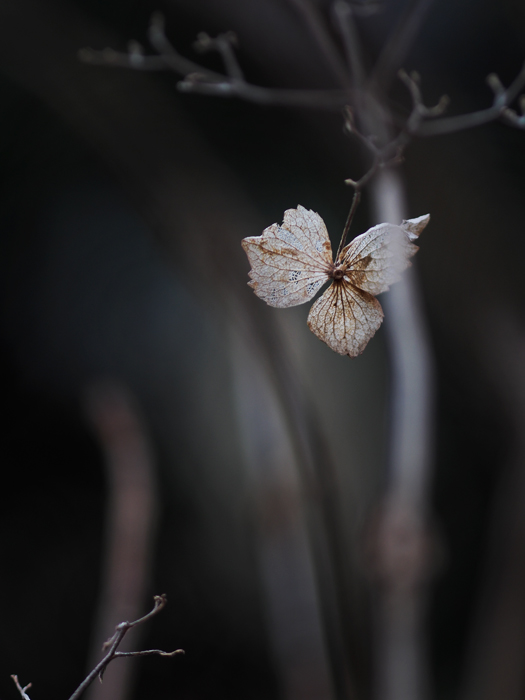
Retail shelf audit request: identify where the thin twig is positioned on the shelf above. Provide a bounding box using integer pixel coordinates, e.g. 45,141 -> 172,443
387,69 -> 449,151
79,12 -> 354,111
112,649 -> 183,658
67,595 -> 183,700
336,189 -> 361,259
341,69 -> 448,186
340,71 -> 446,193
11,676 -> 32,700
415,61 -> 525,135
342,106 -> 383,188
147,12 -> 224,81
176,81 -> 352,108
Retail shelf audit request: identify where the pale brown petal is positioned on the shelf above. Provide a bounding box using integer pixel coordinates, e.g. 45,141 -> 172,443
307,280 -> 384,357
339,214 -> 429,296
242,205 -> 333,308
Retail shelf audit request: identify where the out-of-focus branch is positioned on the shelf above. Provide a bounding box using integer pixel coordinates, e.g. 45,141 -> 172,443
79,10 -> 525,139
416,62 -> 525,135
11,596 -> 183,700
369,168 -> 435,700
341,72 -> 447,190
79,12 -> 353,110
11,676 -> 32,700
83,382 -> 158,700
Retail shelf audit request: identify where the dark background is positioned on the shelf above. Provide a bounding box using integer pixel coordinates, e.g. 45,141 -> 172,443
1,1 -> 525,700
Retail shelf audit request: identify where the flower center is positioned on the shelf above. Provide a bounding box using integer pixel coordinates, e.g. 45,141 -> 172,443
330,265 -> 345,280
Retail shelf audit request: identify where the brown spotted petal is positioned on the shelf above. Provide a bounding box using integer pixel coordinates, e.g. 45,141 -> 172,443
307,280 -> 384,357
242,205 -> 333,308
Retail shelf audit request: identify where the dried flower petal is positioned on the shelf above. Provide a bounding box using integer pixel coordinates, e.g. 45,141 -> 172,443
241,206 -> 332,307
242,207 -> 429,357
307,280 -> 384,357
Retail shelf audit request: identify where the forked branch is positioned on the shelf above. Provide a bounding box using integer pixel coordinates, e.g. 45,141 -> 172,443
11,595 -> 184,700
79,12 -> 353,110
341,70 -> 448,193
415,60 -> 525,135
79,9 -> 525,137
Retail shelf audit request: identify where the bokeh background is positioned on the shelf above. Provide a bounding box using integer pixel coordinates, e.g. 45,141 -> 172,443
1,1 -> 525,700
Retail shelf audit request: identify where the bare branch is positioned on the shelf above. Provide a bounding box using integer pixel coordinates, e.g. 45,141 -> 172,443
176,80 -> 353,108
113,649 -> 184,659
79,12 -> 354,111
11,676 -> 32,700
146,12 -> 224,81
102,594 -> 166,645
341,71 -> 447,193
335,189 -> 361,259
342,106 -> 381,186
387,69 -> 449,150
415,61 -> 525,135
66,595 -> 182,700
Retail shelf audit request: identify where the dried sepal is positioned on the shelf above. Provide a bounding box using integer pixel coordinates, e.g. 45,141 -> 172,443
307,281 -> 384,357
241,205 -> 333,308
242,207 -> 430,356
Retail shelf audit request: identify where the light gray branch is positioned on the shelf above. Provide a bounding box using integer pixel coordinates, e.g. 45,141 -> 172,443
79,12 -> 354,111
416,61 -> 525,135
370,167 -> 435,700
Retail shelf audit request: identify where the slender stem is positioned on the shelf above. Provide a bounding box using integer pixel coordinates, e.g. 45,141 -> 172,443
176,81 -> 353,109
68,596 -> 170,700
68,632 -> 125,700
11,676 -> 32,700
370,168 -> 435,700
416,61 -> 525,136
336,189 -> 361,260
416,107 -> 503,135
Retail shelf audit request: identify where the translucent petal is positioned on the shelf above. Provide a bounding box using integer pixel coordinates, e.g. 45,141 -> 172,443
307,280 -> 384,357
339,214 -> 429,296
242,205 -> 332,308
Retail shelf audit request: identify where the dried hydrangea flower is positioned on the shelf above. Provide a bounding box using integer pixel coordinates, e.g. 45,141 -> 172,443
242,206 -> 429,357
